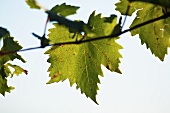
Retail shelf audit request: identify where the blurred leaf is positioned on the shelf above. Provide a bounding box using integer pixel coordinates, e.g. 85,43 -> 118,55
0,27 -> 10,39
25,0 -> 40,9
0,36 -> 25,66
0,74 -> 14,96
5,63 -> 28,77
50,3 -> 80,17
46,11 -> 91,32
129,0 -> 170,8
0,36 -> 26,95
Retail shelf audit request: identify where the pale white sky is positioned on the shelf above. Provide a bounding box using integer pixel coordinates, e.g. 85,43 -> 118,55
0,0 -> 170,113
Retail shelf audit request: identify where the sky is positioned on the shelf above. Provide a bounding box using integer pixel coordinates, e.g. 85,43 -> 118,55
0,0 -> 170,113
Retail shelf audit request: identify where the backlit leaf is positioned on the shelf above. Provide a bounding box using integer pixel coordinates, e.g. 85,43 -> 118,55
129,0 -> 170,8
0,75 -> 14,96
45,11 -> 122,104
46,11 -> 90,32
116,0 -> 170,61
5,63 -> 28,77
116,0 -> 170,16
0,36 -> 26,95
50,3 -> 80,17
130,4 -> 170,61
115,0 -> 146,16
0,36 -> 25,66
25,0 -> 40,9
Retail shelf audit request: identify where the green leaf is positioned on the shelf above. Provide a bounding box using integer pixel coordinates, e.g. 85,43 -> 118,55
47,3 -> 87,32
129,0 -> 170,8
45,11 -> 122,104
0,27 -> 10,39
25,0 -> 40,9
0,36 -> 25,68
0,36 -> 26,95
0,75 -> 14,96
46,11 -> 90,33
116,0 -> 170,60
50,3 -> 80,17
5,63 -> 28,77
115,0 -> 146,16
130,3 -> 170,61
0,63 -> 27,96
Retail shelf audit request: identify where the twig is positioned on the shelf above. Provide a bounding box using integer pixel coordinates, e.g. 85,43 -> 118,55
1,12 -> 170,56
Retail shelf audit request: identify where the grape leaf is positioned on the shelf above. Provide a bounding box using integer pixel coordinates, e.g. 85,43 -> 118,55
0,75 -> 14,96
45,11 -> 122,104
46,3 -> 90,33
115,0 -> 145,16
5,63 -> 28,77
0,36 -> 26,95
130,4 -> 170,61
0,27 -> 10,39
25,0 -> 40,9
116,0 -> 170,16
46,11 -> 91,33
50,3 -> 80,17
129,0 -> 170,8
116,0 -> 170,61
0,36 -> 25,65
0,63 -> 27,96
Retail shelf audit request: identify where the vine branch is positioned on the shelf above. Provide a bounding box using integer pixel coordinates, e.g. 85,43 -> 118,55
1,12 -> 170,56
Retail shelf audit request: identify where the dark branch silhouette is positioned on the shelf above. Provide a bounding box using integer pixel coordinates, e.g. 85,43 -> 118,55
1,12 -> 170,56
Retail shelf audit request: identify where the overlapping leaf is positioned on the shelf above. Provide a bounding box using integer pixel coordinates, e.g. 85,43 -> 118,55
45,11 -> 122,104
0,36 -> 25,65
116,0 -> 170,61
47,3 -> 82,32
5,63 -> 28,77
0,27 -> 9,39
115,0 -> 146,16
129,0 -> 170,8
0,30 -> 26,95
47,10 -> 89,33
0,75 -> 14,96
0,63 -> 27,96
115,0 -> 170,16
50,3 -> 80,17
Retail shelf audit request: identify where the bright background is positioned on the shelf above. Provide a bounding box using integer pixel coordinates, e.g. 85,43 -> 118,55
0,0 -> 170,113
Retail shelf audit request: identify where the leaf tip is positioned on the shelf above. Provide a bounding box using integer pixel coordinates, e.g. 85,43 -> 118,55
25,0 -> 41,9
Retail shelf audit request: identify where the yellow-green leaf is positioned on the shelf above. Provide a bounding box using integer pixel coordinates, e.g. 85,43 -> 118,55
50,3 -> 80,17
25,0 -> 40,9
45,11 -> 122,104
129,0 -> 170,8
130,3 -> 170,61
0,36 -> 26,96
